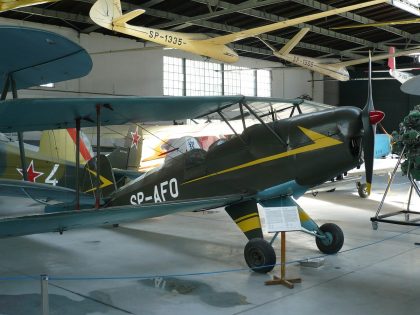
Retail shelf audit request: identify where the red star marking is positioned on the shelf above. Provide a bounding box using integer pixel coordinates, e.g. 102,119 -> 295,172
131,127 -> 141,148
17,160 -> 44,183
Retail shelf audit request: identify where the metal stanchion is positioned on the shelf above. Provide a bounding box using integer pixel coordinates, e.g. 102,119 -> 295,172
40,274 -> 49,315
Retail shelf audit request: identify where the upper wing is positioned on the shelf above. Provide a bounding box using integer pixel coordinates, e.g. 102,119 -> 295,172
198,0 -> 387,45
332,47 -> 420,68
0,0 -> 57,12
0,195 -> 243,237
0,95 -> 316,132
0,26 -> 92,90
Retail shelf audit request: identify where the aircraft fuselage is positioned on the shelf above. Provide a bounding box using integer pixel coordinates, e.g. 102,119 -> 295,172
110,107 -> 363,207
276,53 -> 350,81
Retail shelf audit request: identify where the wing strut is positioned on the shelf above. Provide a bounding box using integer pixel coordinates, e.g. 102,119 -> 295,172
96,104 -> 101,209
1,74 -> 29,181
241,101 -> 287,147
217,110 -> 247,146
75,117 -> 81,210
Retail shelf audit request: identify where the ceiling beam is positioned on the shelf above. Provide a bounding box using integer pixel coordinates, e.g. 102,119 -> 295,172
15,6 -> 90,24
153,0 -> 289,29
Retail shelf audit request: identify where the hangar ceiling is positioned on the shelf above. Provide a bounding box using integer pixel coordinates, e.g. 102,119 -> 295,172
2,0 -> 420,68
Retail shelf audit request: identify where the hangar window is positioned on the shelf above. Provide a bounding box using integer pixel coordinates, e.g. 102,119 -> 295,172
163,56 -> 271,97
186,60 -> 222,96
257,70 -> 271,97
163,56 -> 184,96
224,65 -> 254,96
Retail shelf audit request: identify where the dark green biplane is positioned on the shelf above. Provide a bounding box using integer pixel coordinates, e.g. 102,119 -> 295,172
0,26 -> 384,273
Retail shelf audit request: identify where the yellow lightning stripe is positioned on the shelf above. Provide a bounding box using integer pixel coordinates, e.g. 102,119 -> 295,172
84,168 -> 113,193
183,126 -> 342,185
237,217 -> 261,233
235,212 -> 259,223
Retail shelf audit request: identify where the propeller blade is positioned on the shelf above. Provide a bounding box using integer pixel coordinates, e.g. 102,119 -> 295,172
361,52 -> 385,195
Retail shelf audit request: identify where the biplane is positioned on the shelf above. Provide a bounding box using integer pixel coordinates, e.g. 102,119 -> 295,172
0,26 -> 384,273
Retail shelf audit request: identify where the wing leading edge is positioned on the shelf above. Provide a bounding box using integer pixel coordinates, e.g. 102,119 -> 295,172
0,96 -> 315,133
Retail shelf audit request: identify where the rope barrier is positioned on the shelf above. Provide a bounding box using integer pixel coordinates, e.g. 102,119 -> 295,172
0,226 -> 418,282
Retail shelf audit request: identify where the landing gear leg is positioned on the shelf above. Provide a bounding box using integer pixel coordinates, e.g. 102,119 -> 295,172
298,206 -> 344,254
225,200 -> 276,273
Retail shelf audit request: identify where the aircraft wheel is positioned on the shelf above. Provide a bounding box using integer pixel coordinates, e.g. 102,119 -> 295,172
357,183 -> 368,198
244,238 -> 276,273
315,223 -> 344,254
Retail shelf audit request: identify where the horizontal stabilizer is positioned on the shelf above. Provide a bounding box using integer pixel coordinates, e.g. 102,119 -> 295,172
278,28 -> 310,56
0,179 -> 94,211
0,26 -> 92,91
0,195 -> 241,237
198,0 -> 387,45
113,9 -> 145,25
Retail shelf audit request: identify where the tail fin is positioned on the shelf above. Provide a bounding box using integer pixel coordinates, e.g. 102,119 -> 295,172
388,46 -> 396,70
90,0 -> 144,29
39,129 -> 93,164
107,124 -> 142,171
278,28 -> 309,55
81,154 -> 117,199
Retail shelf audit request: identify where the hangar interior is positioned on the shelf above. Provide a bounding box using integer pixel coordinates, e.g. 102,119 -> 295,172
0,0 -> 420,314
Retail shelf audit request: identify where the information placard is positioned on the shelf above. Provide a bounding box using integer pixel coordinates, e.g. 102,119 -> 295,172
262,206 -> 301,233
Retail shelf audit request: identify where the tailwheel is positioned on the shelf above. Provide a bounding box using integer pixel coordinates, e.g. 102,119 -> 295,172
315,223 -> 344,254
357,182 -> 369,198
244,238 -> 276,273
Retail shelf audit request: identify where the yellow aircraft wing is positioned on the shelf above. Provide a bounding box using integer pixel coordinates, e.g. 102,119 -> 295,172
198,0 -> 389,45
331,18 -> 420,30
0,0 -> 58,12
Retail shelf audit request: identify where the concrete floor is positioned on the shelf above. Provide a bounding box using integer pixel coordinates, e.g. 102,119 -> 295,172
0,174 -> 419,315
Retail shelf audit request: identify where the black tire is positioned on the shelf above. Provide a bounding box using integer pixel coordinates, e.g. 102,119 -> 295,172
244,238 -> 276,273
315,223 -> 344,254
358,183 -> 368,198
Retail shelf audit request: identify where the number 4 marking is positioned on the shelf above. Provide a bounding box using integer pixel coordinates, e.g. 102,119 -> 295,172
45,164 -> 59,186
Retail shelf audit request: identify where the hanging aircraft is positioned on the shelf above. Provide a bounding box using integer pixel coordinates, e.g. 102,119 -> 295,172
259,28 -> 420,81
0,0 -> 57,12
89,0 -> 390,64
387,47 -> 418,84
374,46 -> 420,95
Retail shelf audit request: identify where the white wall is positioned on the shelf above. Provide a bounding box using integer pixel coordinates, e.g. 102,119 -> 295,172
0,17 -> 325,102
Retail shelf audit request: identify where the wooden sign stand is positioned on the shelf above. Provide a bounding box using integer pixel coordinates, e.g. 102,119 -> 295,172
265,232 -> 301,289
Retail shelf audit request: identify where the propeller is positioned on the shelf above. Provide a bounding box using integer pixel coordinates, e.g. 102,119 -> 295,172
361,52 -> 385,195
